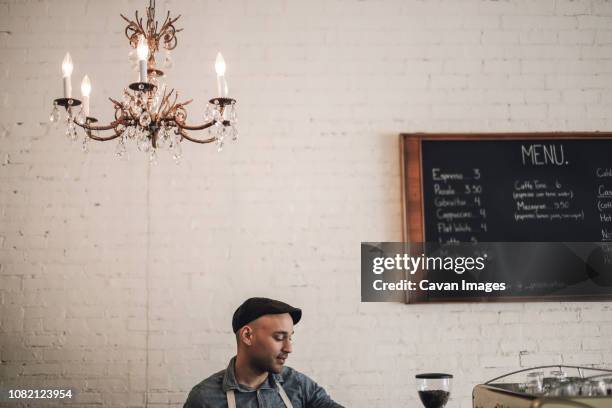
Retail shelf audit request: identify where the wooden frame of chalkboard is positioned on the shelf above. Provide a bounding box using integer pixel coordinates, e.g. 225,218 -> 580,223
400,132 -> 612,304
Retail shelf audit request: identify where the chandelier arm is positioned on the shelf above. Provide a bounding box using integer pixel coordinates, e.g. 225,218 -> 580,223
175,121 -> 215,131
160,11 -> 181,33
162,10 -> 170,25
85,130 -> 122,142
158,14 -> 171,34
134,11 -> 145,35
156,87 -> 171,116
161,25 -> 175,47
72,119 -> 125,142
172,99 -> 193,114
159,14 -> 181,34
163,93 -> 180,117
120,14 -> 139,44
77,122 -> 117,131
74,118 -> 130,133
74,104 -> 132,132
121,14 -> 136,30
165,34 -> 178,50
109,97 -> 124,109
178,129 -> 216,144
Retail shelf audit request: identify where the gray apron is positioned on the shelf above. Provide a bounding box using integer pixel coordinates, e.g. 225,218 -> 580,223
226,379 -> 294,408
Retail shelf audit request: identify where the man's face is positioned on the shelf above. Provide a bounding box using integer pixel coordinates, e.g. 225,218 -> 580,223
242,313 -> 294,374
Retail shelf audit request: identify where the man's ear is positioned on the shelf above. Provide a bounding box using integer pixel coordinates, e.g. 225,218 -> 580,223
239,326 -> 254,346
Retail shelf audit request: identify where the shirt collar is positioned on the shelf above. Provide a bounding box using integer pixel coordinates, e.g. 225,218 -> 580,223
222,356 -> 284,392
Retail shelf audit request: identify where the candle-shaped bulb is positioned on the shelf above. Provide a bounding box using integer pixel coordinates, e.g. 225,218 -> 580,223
62,52 -> 73,77
215,52 -> 228,97
137,36 -> 149,82
61,52 -> 74,98
81,75 -> 91,117
137,36 -> 149,61
215,52 -> 226,76
81,75 -> 91,97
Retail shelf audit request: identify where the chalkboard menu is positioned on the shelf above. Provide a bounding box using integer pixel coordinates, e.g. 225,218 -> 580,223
401,133 -> 612,303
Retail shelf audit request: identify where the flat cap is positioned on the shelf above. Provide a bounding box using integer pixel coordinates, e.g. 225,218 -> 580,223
232,297 -> 302,333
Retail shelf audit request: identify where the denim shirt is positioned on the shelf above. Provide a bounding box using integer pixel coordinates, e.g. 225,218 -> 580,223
183,357 -> 344,408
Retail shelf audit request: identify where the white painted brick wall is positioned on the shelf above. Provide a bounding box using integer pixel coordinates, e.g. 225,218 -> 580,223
1,0 -> 612,407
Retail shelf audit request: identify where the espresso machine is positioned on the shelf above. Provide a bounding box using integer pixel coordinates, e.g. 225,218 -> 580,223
473,365 -> 612,408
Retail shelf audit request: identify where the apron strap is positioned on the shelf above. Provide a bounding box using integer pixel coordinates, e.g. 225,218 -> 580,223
226,389 -> 236,408
275,380 -> 293,408
225,380 -> 293,408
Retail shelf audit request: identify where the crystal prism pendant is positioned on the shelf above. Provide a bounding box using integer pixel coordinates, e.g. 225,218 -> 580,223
204,103 -> 221,122
49,105 -> 61,124
212,105 -> 221,122
139,111 -> 151,127
115,139 -> 127,158
163,50 -> 173,69
126,126 -> 137,140
230,125 -> 238,142
75,109 -> 86,125
149,148 -> 158,165
216,126 -> 225,152
136,131 -> 151,152
225,103 -> 237,124
204,103 -> 214,122
157,127 -> 171,150
82,135 -> 89,153
122,91 -> 132,108
172,140 -> 182,162
211,121 -> 223,139
66,123 -> 78,141
128,49 -> 137,64
132,104 -> 143,116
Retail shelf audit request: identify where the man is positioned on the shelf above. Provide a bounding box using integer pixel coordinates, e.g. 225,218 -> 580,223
183,297 -> 344,408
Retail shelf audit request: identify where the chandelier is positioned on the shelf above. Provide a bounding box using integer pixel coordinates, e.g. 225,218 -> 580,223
49,0 -> 238,163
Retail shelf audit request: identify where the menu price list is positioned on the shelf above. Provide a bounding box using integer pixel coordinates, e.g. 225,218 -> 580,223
421,140 -> 612,243
512,178 -> 583,223
431,167 -> 488,244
